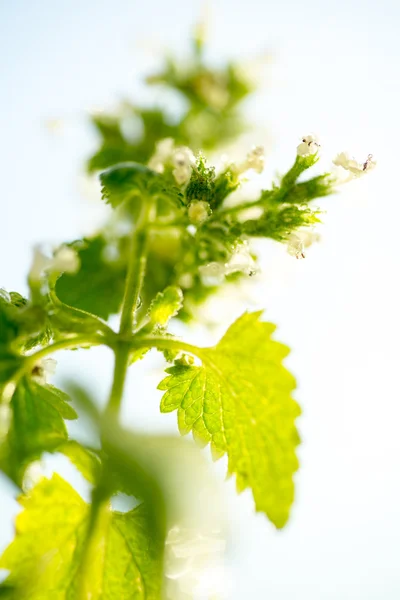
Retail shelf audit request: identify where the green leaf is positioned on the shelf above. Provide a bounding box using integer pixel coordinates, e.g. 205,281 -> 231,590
239,204 -> 321,241
55,236 -> 126,321
148,286 -> 183,326
100,162 -> 158,208
100,162 -> 184,210
158,311 -> 300,528
0,474 -> 163,599
0,348 -> 22,387
87,108 -> 179,173
0,290 -> 50,352
0,379 -> 77,486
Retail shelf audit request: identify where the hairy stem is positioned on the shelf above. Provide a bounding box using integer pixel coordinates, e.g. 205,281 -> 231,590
106,196 -> 156,414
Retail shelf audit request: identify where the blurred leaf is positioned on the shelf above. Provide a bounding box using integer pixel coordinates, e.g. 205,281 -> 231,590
0,291 -> 50,352
58,440 -> 102,485
0,474 -> 163,599
0,379 -> 77,486
158,311 -> 300,528
55,236 -> 126,321
87,108 -> 178,173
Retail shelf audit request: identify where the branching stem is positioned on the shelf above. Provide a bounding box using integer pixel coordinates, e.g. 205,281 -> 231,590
106,196 -> 156,415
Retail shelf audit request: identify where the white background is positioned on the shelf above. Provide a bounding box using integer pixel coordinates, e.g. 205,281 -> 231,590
1,1 -> 399,598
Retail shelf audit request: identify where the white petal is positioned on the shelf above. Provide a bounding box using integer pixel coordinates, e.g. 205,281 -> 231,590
51,246 -> 80,274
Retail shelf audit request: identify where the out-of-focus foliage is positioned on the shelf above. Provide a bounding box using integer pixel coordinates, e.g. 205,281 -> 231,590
87,38 -> 255,172
0,475 -> 163,599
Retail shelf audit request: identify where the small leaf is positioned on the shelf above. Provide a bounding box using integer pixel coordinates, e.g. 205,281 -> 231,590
148,286 -> 183,326
158,311 -> 300,528
100,162 -> 184,209
0,379 -> 77,486
100,162 -> 159,208
0,475 -> 163,599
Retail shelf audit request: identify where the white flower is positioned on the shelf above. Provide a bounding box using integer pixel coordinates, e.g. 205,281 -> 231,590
224,242 -> 256,276
287,233 -> 306,259
52,246 -> 80,274
234,145 -> 265,176
245,145 -> 265,174
172,147 -> 196,185
286,229 -> 321,259
188,201 -> 210,225
148,137 -> 174,173
29,245 -> 80,282
199,242 -> 256,282
199,262 -> 226,281
332,151 -> 376,178
297,133 -> 320,157
31,358 -> 57,385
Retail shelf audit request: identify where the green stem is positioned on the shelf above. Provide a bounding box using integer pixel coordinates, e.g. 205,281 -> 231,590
213,195 -> 271,220
106,196 -> 156,415
106,343 -> 130,413
126,335 -> 202,358
120,199 -> 155,336
26,335 -> 105,364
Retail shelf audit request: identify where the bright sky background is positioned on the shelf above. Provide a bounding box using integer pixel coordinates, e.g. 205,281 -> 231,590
1,0 -> 400,598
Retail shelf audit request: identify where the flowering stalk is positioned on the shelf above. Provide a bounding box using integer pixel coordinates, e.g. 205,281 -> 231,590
0,28 -> 377,600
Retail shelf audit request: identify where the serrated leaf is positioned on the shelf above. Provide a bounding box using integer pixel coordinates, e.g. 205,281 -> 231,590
100,162 -> 184,209
100,162 -> 159,208
158,311 -> 300,528
0,474 -> 163,599
148,286 -> 183,326
55,236 -> 126,320
0,379 -> 77,486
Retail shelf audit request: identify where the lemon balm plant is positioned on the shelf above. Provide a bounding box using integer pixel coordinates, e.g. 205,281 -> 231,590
0,27 -> 375,599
